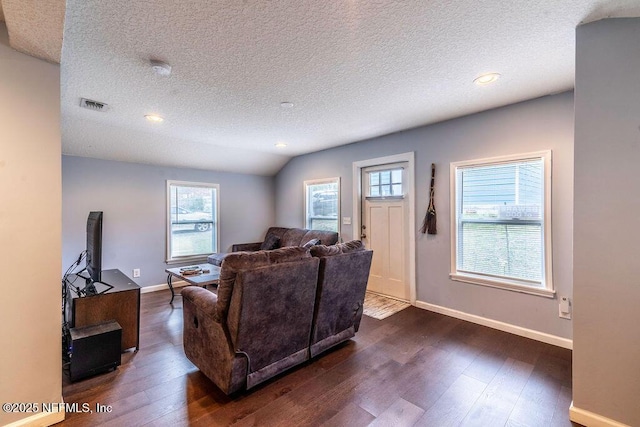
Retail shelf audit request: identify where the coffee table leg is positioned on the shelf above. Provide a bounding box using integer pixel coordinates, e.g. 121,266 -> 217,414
167,273 -> 175,304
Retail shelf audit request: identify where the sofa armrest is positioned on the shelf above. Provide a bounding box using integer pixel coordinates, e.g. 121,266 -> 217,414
232,242 -> 262,252
181,286 -> 220,322
182,285 -> 247,394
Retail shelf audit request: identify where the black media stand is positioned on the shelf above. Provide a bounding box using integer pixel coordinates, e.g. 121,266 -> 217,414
66,269 -> 140,351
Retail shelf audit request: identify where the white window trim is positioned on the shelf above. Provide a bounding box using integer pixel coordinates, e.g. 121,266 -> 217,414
166,180 -> 220,264
303,177 -> 341,234
449,150 -> 554,298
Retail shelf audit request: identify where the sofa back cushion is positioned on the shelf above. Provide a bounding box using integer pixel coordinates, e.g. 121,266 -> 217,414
301,229 -> 339,246
263,227 -> 290,243
216,246 -> 311,321
310,239 -> 364,257
259,233 -> 281,250
281,228 -> 339,247
229,257 -> 319,378
309,240 -> 372,356
263,226 -> 339,248
280,228 -> 309,247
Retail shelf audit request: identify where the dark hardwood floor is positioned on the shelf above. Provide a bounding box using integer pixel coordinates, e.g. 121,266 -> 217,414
61,289 -> 577,426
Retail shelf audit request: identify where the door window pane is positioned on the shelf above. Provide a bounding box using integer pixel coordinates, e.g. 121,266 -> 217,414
367,168 -> 403,197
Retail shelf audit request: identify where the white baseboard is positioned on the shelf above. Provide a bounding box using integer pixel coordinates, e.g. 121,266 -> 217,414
415,300 -> 573,350
4,398 -> 65,427
570,402 -> 630,427
140,280 -> 187,294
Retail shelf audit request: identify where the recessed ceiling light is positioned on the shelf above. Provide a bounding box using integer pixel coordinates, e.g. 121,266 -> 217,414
474,73 -> 501,85
280,102 -> 294,109
145,114 -> 164,123
150,60 -> 172,76
275,142 -> 287,148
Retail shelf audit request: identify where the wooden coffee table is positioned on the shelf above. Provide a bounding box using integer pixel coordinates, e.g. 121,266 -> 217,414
165,263 -> 221,304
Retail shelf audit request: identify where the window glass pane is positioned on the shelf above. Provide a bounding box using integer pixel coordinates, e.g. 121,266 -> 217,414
306,179 -> 339,232
368,168 -> 403,198
168,182 -> 217,260
459,161 -> 543,222
391,169 -> 402,184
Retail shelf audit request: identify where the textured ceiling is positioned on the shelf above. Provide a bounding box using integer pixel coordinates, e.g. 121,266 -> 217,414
37,1 -> 640,174
1,0 -> 64,64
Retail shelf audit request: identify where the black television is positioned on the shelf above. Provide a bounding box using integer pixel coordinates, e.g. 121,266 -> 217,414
86,211 -> 103,283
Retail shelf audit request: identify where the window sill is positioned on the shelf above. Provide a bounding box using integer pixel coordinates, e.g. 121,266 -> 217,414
166,255 -> 210,266
450,273 -> 555,298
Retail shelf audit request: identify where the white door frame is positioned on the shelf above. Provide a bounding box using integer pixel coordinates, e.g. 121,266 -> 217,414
352,152 -> 416,305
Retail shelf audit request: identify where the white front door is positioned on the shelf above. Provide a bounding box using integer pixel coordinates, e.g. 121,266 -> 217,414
362,163 -> 410,301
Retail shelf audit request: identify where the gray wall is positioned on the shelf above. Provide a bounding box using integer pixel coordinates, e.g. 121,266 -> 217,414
0,23 -> 63,425
62,156 -> 275,287
276,92 -> 574,339
573,18 -> 640,425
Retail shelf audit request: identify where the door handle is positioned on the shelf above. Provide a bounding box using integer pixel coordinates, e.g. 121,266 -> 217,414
360,234 -> 367,239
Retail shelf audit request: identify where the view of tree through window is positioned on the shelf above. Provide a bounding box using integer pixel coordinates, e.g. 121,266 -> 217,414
305,178 -> 339,232
451,153 -> 552,292
167,181 -> 218,261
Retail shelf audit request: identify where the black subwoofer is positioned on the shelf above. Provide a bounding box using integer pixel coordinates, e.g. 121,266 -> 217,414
68,320 -> 122,382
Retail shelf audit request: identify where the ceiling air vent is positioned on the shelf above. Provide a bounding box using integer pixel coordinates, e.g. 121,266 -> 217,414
80,98 -> 109,112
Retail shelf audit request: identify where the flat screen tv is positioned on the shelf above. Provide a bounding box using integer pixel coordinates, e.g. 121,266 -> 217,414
86,211 -> 103,283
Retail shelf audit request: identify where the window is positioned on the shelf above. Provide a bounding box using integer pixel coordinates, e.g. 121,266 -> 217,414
304,178 -> 340,233
366,167 -> 404,198
450,151 -> 553,297
166,180 -> 219,263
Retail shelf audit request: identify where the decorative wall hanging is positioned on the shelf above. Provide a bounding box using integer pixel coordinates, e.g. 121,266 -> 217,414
420,163 -> 437,234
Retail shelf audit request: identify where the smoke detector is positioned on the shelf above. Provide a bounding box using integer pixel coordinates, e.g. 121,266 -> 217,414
80,98 -> 109,112
151,60 -> 172,76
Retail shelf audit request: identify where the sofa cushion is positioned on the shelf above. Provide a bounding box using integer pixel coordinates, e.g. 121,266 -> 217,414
302,230 -> 340,246
264,227 -> 291,242
302,238 -> 320,248
260,234 -> 281,250
280,228 -> 309,247
310,240 -> 365,257
216,246 -> 311,321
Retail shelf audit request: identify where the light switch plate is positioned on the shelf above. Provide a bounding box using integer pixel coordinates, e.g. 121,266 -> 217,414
559,296 -> 571,319
343,217 -> 351,225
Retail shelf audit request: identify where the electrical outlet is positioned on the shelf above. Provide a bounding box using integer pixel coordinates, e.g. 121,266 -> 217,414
559,296 -> 571,319
133,268 -> 140,278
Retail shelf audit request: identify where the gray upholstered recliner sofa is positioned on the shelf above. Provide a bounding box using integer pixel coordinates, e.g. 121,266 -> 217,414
207,227 -> 339,267
182,240 -> 372,394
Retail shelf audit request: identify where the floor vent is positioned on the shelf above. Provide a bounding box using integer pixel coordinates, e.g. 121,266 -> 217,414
80,98 -> 109,112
